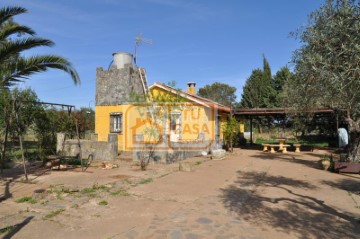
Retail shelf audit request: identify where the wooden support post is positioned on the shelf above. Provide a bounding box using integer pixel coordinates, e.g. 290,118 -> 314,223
74,116 -> 83,171
14,100 -> 28,181
250,116 -> 253,145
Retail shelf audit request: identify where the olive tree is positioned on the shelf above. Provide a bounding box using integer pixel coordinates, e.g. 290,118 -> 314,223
287,0 -> 360,161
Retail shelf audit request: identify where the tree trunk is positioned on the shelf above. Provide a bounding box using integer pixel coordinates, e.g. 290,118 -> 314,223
0,112 -> 10,174
346,117 -> 360,162
347,130 -> 360,162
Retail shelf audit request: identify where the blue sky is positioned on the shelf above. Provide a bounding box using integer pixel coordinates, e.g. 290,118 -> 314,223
2,0 -> 324,108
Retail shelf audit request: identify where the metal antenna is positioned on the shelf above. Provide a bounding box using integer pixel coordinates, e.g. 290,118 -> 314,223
134,33 -> 153,66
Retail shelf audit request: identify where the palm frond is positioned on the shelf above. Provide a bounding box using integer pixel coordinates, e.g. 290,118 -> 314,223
0,37 -> 54,63
0,24 -> 35,41
0,6 -> 27,26
0,55 -> 80,87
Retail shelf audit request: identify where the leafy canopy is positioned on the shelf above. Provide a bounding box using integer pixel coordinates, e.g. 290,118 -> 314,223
286,0 -> 360,161
198,82 -> 236,107
240,56 -> 277,108
288,0 -> 360,116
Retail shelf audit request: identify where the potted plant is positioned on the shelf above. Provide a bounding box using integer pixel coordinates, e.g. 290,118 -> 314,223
319,155 -> 331,171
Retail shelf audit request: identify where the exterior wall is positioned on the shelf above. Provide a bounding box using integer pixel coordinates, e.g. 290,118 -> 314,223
181,106 -> 215,141
219,113 -> 228,139
56,133 -> 118,161
95,105 -> 126,151
96,64 -> 144,106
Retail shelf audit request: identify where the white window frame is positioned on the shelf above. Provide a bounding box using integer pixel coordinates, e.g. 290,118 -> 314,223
110,113 -> 122,133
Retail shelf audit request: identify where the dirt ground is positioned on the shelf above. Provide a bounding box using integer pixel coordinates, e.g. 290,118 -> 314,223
0,147 -> 359,239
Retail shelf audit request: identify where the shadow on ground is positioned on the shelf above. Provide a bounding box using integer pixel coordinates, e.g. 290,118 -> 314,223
248,152 -> 323,171
0,165 -> 50,203
322,178 -> 360,195
1,216 -> 34,239
221,171 -> 360,239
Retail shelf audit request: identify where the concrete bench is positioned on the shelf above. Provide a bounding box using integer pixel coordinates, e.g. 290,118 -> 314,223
262,144 -> 270,152
293,144 -> 301,153
267,144 -> 291,153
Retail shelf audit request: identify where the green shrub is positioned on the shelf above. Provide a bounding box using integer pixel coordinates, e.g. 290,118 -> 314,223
15,196 -> 37,204
98,200 -> 108,206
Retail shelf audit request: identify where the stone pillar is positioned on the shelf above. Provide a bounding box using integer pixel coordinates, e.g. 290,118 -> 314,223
56,133 -> 65,154
108,133 -> 118,143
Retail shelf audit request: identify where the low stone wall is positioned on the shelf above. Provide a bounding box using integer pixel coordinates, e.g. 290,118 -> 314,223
133,149 -> 203,164
132,139 -> 215,164
57,133 -> 117,161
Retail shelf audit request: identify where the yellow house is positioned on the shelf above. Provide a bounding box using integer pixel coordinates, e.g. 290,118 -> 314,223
95,82 -> 230,152
94,52 -> 230,160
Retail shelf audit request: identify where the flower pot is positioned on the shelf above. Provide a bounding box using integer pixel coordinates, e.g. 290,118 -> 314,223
321,160 -> 330,171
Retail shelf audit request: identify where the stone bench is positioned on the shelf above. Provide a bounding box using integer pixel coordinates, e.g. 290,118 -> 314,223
267,144 -> 291,153
293,144 -> 301,153
262,144 -> 270,152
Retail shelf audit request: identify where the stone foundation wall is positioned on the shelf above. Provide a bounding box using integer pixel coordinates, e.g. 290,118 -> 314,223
57,133 -> 118,161
133,150 -> 203,164
132,139 -> 215,164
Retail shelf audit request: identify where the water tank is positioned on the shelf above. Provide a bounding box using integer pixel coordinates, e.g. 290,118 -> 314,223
111,52 -> 133,69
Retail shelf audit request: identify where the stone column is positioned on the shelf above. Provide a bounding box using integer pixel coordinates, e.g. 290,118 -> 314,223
56,133 -> 65,154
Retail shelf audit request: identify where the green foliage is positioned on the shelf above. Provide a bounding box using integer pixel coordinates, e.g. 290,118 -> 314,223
272,66 -> 294,107
198,82 -> 236,107
287,0 -> 360,161
138,178 -> 153,184
80,184 -> 110,197
320,155 -> 331,162
98,200 -> 108,206
240,56 -> 276,108
110,188 -> 129,196
74,107 -> 95,139
0,88 -> 44,168
15,196 -> 37,204
240,69 -> 266,108
222,116 -> 239,150
43,209 -> 65,220
0,225 -> 14,235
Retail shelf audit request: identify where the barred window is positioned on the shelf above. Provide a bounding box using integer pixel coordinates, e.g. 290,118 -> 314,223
110,113 -> 122,133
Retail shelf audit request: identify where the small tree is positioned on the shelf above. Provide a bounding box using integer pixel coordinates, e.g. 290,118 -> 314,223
0,88 -> 42,175
222,116 -> 239,152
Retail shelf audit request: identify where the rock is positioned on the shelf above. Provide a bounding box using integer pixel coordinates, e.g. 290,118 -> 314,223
196,217 -> 213,224
101,162 -> 119,169
211,149 -> 226,160
32,189 -> 47,200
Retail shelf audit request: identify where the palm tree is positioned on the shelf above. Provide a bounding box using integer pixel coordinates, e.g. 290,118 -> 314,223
0,6 -> 80,89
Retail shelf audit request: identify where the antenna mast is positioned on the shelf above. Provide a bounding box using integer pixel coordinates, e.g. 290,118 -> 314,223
134,33 -> 153,66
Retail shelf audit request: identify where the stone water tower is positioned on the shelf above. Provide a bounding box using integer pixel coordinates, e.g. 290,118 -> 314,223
95,52 -> 145,105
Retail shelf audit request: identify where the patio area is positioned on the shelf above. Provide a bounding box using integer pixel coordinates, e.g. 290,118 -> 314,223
0,147 -> 359,239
